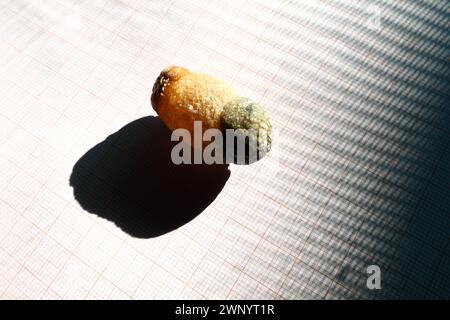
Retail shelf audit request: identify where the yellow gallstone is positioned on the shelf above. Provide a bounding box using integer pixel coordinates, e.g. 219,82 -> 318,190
151,66 -> 272,164
151,66 -> 238,135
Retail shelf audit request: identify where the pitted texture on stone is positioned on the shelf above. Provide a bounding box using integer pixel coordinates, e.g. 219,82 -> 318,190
221,97 -> 272,163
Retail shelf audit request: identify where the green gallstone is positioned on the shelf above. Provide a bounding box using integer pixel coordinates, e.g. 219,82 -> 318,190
220,97 -> 272,164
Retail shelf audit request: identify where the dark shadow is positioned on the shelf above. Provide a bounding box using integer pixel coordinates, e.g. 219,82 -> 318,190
69,116 -> 230,238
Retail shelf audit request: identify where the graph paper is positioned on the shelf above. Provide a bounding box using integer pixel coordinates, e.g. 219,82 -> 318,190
0,0 -> 449,299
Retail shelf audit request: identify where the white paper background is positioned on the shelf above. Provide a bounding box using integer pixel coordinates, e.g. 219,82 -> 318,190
0,0 -> 449,299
